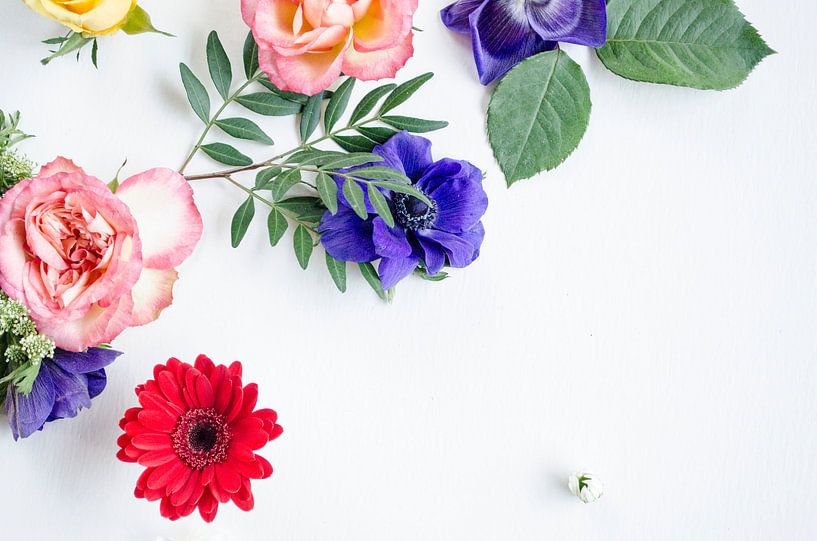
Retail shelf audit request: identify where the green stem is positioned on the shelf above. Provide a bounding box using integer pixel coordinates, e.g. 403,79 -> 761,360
183,115 -> 380,181
179,72 -> 263,174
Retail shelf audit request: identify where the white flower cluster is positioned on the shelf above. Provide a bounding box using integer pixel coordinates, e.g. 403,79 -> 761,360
0,292 -> 55,366
0,150 -> 34,194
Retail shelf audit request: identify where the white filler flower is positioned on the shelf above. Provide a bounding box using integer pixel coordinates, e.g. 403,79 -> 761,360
568,472 -> 604,503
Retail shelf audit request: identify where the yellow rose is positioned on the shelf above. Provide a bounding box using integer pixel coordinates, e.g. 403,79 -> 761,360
23,0 -> 137,36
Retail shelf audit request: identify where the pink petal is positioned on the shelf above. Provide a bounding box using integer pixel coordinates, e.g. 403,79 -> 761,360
116,168 -> 202,270
38,156 -> 84,178
262,33 -> 351,95
0,220 -> 29,300
342,33 -> 414,81
130,268 -> 179,327
241,0 -> 260,25
37,291 -> 135,352
252,0 -> 301,49
352,0 -> 416,52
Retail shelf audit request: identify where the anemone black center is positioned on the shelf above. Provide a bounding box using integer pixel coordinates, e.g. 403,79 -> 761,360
393,192 -> 437,231
188,422 -> 219,452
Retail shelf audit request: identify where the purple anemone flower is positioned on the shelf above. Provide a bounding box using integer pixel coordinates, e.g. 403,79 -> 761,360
319,132 -> 488,290
5,347 -> 121,440
441,0 -> 607,84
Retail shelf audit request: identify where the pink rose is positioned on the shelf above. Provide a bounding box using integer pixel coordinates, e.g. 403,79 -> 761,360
0,158 -> 203,352
242,0 -> 418,96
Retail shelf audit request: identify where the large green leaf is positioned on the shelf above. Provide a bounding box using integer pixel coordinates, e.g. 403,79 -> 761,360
206,31 -> 232,99
487,49 -> 591,186
179,63 -> 210,124
243,31 -> 259,79
215,118 -> 273,144
325,253 -> 347,293
597,0 -> 774,90
231,196 -> 255,248
236,92 -> 302,116
293,225 -> 314,270
200,143 -> 252,166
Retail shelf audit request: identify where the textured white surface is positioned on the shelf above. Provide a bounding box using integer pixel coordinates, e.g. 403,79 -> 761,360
1,1 -> 815,540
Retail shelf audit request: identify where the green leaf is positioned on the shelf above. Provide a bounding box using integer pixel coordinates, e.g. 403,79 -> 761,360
324,78 -> 355,132
367,185 -> 394,227
276,197 -> 324,223
215,118 -> 274,144
91,39 -> 98,68
319,153 -> 383,170
231,196 -> 255,248
415,268 -> 449,282
179,63 -> 211,124
350,83 -> 396,124
381,115 -> 448,133
255,167 -> 282,190
121,5 -> 171,36
357,126 -> 397,144
342,179 -> 367,219
300,92 -> 324,142
487,49 -> 590,185
207,31 -> 232,100
332,135 -> 377,153
347,166 -> 410,183
293,225 -> 314,270
200,143 -> 252,166
380,73 -> 433,114
316,172 -> 338,214
243,31 -> 259,79
236,92 -> 302,116
597,0 -> 774,90
267,208 -> 288,246
41,32 -> 92,65
325,253 -> 347,293
259,78 -> 309,104
359,262 -> 386,300
369,181 -> 432,207
270,168 -> 301,201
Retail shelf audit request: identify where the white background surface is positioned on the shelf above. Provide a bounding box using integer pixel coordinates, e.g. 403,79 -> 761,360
0,1 -> 815,540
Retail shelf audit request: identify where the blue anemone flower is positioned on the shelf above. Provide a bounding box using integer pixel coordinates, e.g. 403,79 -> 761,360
319,132 -> 488,289
441,0 -> 607,84
5,347 -> 121,440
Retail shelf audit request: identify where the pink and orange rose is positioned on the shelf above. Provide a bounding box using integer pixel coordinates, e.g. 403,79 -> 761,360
242,0 -> 418,96
0,158 -> 202,352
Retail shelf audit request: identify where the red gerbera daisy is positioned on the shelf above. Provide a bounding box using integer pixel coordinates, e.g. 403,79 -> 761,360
116,355 -> 282,522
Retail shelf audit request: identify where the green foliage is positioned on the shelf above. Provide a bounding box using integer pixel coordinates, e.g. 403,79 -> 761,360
0,111 -> 34,196
179,32 -> 449,299
597,0 -> 774,90
488,50 -> 591,185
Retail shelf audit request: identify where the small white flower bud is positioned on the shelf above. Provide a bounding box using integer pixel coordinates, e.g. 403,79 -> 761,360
568,471 -> 603,503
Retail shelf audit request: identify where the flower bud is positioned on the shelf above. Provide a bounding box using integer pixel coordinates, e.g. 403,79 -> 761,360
568,471 -> 603,503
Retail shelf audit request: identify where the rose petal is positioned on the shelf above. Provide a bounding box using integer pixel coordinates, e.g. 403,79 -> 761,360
342,32 -> 414,81
115,168 -> 203,270
129,268 -> 179,327
38,156 -> 84,178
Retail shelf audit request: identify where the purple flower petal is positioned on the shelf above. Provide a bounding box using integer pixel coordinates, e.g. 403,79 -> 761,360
319,207 -> 378,262
46,362 -> 92,420
414,159 -> 487,234
417,228 -> 482,268
469,0 -> 556,84
5,366 -> 56,440
378,254 -> 420,290
86,369 -> 107,400
51,347 -> 122,375
374,131 -> 434,180
526,0 -> 607,47
441,0 -> 486,34
416,236 -> 447,276
372,217 -> 413,259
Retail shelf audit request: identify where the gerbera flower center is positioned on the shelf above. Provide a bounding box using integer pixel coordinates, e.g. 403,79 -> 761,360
171,408 -> 232,469
393,192 -> 438,231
